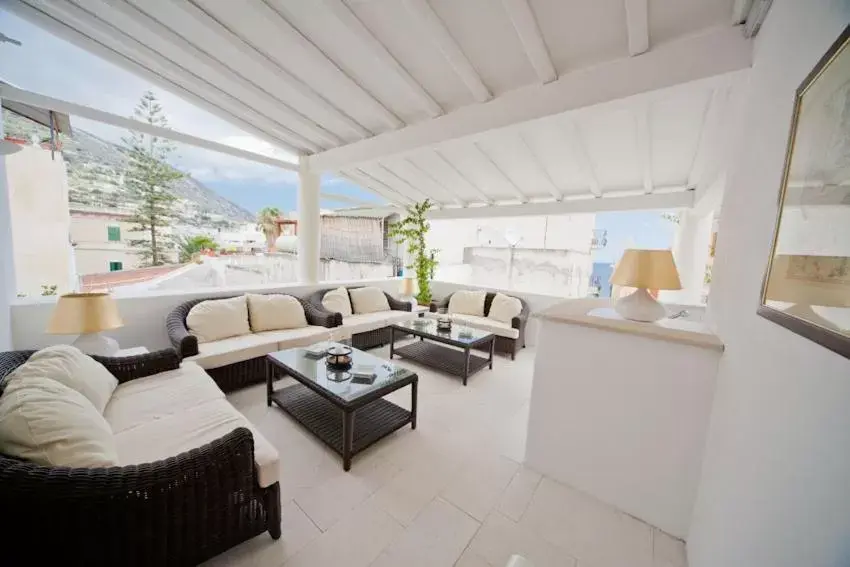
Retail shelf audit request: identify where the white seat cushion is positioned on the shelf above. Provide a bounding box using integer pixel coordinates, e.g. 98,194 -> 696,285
0,376 -> 119,467
247,293 -> 308,332
349,287 -> 391,314
114,399 -> 279,488
448,290 -> 487,316
4,345 -> 117,414
187,295 -> 251,344
451,314 -> 520,339
322,287 -> 353,316
104,361 -> 225,434
488,293 -> 523,323
384,310 -> 417,324
341,312 -> 393,335
255,326 -> 330,350
185,333 -> 281,370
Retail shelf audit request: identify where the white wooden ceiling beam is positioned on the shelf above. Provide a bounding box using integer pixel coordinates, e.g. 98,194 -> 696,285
320,0 -> 443,118
259,0 -> 404,131
624,0 -> 650,56
516,131 -> 562,200
401,157 -> 465,206
564,121 -> 602,197
688,85 -> 728,190
402,0 -> 492,103
432,150 -> 494,205
634,104 -> 654,194
0,84 -> 299,171
165,0 -> 373,140
340,169 -> 413,205
428,191 -> 694,220
84,0 -> 343,149
501,0 -> 556,83
371,162 -> 442,204
472,143 -> 528,202
307,26 -> 751,171
8,0 -> 309,155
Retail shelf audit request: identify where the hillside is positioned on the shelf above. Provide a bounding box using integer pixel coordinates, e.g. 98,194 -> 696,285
2,110 -> 255,228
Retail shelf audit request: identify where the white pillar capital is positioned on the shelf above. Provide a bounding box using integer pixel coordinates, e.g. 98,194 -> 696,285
297,157 -> 321,284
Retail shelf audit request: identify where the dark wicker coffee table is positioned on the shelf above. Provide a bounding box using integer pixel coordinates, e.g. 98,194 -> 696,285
390,319 -> 495,386
266,344 -> 418,471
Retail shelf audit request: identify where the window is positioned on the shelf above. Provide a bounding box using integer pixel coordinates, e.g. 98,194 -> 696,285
109,261 -> 123,272
107,226 -> 121,242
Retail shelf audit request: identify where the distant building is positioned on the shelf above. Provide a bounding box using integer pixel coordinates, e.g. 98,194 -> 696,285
589,262 -> 615,298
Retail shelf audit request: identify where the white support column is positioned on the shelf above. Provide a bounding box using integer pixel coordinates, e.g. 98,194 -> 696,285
667,209 -> 714,306
0,100 -> 17,350
297,157 -> 321,284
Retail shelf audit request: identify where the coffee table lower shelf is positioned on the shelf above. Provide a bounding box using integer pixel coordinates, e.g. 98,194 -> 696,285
269,383 -> 412,467
392,341 -> 490,383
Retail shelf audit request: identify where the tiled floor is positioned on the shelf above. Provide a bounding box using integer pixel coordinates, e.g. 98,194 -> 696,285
208,344 -> 687,567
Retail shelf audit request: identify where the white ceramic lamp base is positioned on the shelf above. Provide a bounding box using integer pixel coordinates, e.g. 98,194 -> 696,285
72,333 -> 120,356
614,288 -> 667,322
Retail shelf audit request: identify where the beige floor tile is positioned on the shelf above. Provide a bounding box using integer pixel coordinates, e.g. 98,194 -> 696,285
294,470 -> 375,531
466,512 -> 577,567
653,529 -> 688,567
369,456 -> 461,526
441,454 -> 520,521
370,498 -> 480,567
454,550 -> 494,567
285,500 -> 404,567
498,466 -> 542,522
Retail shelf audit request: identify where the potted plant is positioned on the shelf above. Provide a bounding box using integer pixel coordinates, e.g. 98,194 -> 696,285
388,200 -> 439,306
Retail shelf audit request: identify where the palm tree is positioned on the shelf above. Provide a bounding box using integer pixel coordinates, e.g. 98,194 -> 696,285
257,206 -> 282,251
178,234 -> 218,263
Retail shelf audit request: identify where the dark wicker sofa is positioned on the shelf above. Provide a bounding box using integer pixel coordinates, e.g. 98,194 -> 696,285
307,287 -> 412,350
431,291 -> 529,359
0,348 -> 281,567
167,294 -> 338,392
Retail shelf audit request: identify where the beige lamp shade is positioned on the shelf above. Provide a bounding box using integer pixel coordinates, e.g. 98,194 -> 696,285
610,249 -> 682,290
765,255 -> 850,307
399,277 -> 416,296
47,293 -> 124,335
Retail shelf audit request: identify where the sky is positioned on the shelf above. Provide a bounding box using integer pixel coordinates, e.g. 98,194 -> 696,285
0,10 -> 674,254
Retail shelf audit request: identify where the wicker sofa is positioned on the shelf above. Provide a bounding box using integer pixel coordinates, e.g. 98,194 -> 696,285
430,291 -> 529,359
167,294 -> 337,392
307,286 -> 413,350
0,348 -> 281,567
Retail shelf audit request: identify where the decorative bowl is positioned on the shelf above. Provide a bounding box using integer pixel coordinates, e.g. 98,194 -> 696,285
326,344 -> 353,369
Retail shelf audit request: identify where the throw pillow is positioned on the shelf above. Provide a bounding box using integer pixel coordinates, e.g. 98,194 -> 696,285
349,287 -> 391,314
247,294 -> 308,332
5,345 -> 117,414
488,293 -> 523,323
448,290 -> 486,316
187,295 -> 251,343
321,287 -> 353,317
0,376 -> 119,467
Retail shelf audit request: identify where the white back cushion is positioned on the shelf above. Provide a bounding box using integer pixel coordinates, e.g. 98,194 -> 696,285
349,287 -> 391,314
187,295 -> 251,344
247,294 -> 308,332
0,376 -> 119,467
448,290 -> 486,316
6,345 -> 117,414
322,287 -> 353,317
488,293 -> 523,323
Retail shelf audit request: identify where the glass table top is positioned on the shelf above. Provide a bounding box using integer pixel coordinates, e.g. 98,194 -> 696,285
393,318 -> 493,344
267,343 -> 415,403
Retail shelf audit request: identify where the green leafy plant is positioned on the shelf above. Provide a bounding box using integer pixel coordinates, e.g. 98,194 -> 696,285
179,234 -> 219,263
256,206 -> 282,251
388,200 -> 439,305
40,284 -> 58,296
123,91 -> 184,267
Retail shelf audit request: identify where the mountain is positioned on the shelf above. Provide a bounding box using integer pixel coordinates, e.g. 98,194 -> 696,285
2,110 -> 255,228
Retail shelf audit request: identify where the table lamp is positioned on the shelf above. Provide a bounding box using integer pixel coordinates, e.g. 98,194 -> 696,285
610,249 -> 682,322
399,276 -> 416,304
765,254 -> 850,331
47,292 -> 124,355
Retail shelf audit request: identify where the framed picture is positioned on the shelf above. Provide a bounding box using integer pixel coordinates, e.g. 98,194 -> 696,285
758,24 -> 850,360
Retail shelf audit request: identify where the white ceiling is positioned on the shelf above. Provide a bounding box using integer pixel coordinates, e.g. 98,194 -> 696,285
7,0 -> 752,211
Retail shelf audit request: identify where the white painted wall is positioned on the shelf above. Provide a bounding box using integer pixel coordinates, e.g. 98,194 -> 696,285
526,317 -> 720,538
688,2 -> 850,566
0,102 -> 15,351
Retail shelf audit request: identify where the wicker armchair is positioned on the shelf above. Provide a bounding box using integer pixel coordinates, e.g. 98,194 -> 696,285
0,349 -> 281,567
431,291 -> 529,359
166,294 -> 338,392
307,287 -> 412,350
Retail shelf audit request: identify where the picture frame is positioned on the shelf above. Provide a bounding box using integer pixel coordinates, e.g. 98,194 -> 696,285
758,24 -> 850,360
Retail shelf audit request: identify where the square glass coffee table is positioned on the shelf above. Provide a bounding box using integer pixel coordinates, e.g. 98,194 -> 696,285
266,343 -> 417,471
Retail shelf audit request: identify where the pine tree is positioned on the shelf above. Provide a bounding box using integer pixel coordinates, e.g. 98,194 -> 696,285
123,91 -> 183,266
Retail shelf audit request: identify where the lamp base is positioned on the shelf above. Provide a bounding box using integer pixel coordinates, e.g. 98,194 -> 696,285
72,333 -> 120,356
614,288 -> 667,322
